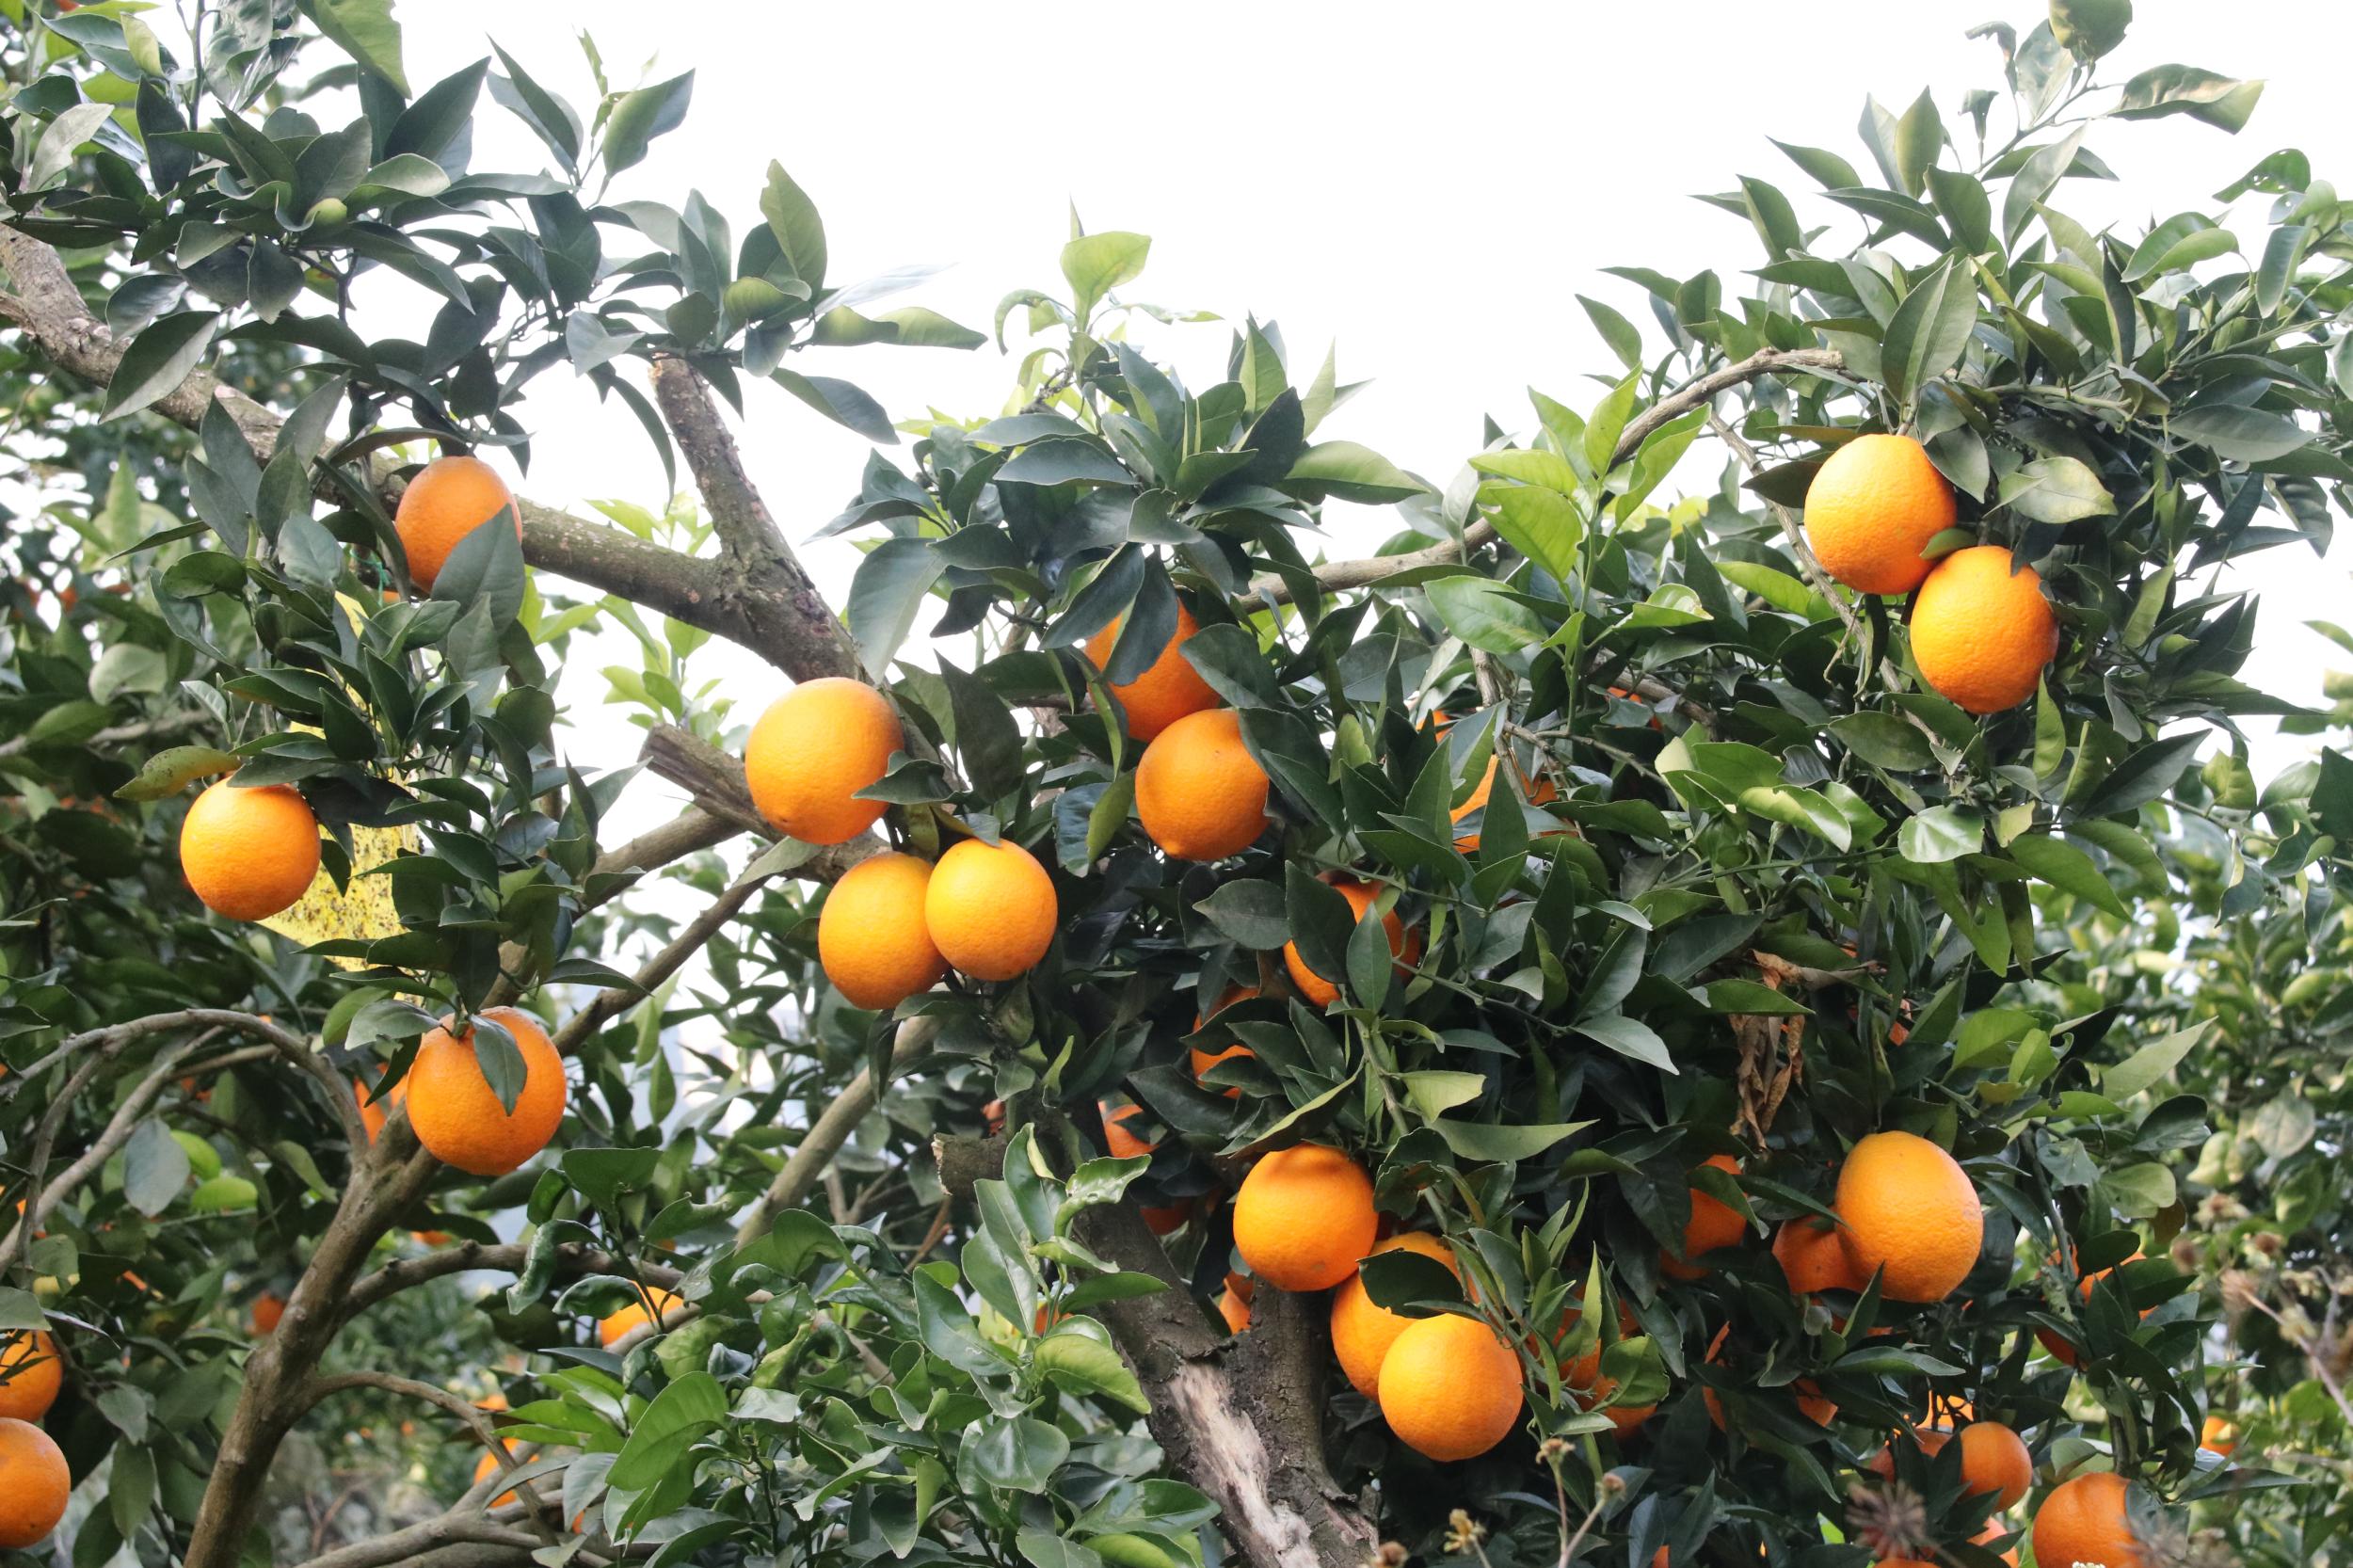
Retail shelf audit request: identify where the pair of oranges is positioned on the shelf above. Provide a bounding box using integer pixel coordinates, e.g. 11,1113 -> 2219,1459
742,677 -> 1061,1008
1229,1144 -> 1523,1463
1803,433 -> 2060,715
1665,1131 -> 1982,1305
0,1332 -> 67,1548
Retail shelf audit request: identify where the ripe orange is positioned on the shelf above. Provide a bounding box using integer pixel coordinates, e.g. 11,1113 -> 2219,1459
1449,756 -> 1560,853
406,1007 -> 568,1177
1134,708 -> 1271,861
1834,1130 -> 1981,1303
1216,1285 -> 1251,1335
600,1286 -> 682,1346
1959,1421 -> 2034,1512
2031,1471 -> 2147,1568
473,1441 -> 519,1507
179,776 -> 320,921
2199,1415 -> 2236,1456
1702,1324 -> 1837,1429
1661,1154 -> 1747,1279
1099,1101 -> 1158,1160
395,454 -> 520,593
1801,433 -> 1956,596
1773,1216 -> 1864,1295
249,1293 -> 285,1336
1190,983 -> 1259,1097
744,678 -> 902,845
0,1416 -> 70,1549
924,837 -> 1057,980
356,1073 -> 408,1144
818,851 -> 946,1009
0,1331 -> 62,1421
1865,1425 -> 1951,1480
1283,878 -> 1414,1008
1330,1232 -> 1461,1397
1377,1312 -> 1524,1461
1231,1143 -> 1378,1292
1085,601 -> 1222,741
1908,545 -> 2059,714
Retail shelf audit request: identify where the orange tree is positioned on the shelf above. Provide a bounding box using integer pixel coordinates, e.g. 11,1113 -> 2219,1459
0,3 -> 2348,1566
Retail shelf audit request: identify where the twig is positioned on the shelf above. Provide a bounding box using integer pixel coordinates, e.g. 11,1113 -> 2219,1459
732,1016 -> 942,1244
0,707 -> 209,761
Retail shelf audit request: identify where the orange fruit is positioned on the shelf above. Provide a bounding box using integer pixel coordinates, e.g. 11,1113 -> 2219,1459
356,1073 -> 408,1144
1377,1312 -> 1524,1461
395,454 -> 520,593
2199,1415 -> 2236,1457
473,1442 -> 519,1507
0,1331 -> 61,1421
1134,708 -> 1270,861
1865,1426 -> 1952,1479
1959,1421 -> 2034,1512
1330,1232 -> 1461,1397
1099,1101 -> 1158,1160
249,1293 -> 285,1336
1834,1130 -> 1981,1303
412,1230 -> 452,1246
1974,1513 -> 2021,1568
1190,983 -> 1259,1096
1216,1285 -> 1251,1335
179,776 -> 320,921
1141,1197 -> 1195,1237
1908,545 -> 2059,714
1449,756 -> 1560,852
1774,1216 -> 1864,1295
1661,1153 -> 1747,1279
2031,1471 -> 2146,1568
1231,1143 -> 1378,1292
0,1416 -> 70,1548
600,1286 -> 683,1346
924,837 -> 1057,980
1801,433 -> 1956,596
1085,601 -> 1222,741
1283,878 -> 1413,1008
818,851 -> 946,1009
744,678 -> 902,845
406,1007 -> 568,1177
1702,1324 -> 1837,1430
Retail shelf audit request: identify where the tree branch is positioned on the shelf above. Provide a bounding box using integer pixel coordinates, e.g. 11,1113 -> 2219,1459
0,707 -> 210,762
733,1016 -> 941,1245
340,1240 -> 675,1326
277,1511 -> 544,1568
0,225 -> 846,681
1249,345 -> 1844,604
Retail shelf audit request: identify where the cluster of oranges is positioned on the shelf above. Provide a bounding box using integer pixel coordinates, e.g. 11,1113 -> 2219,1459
1803,433 -> 2060,715
0,1329 -> 69,1547
741,677 -> 1061,1010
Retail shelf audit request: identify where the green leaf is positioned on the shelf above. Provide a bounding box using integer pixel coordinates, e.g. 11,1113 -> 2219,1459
2113,65 -> 2265,133
844,538 -> 943,674
1881,261 -> 1977,410
2007,832 -> 2131,919
1193,880 -> 1288,950
601,71 -> 694,174
773,369 -> 894,444
1400,1070 -> 1486,1121
1286,440 -> 1424,504
608,1371 -> 725,1488
113,745 -> 236,801
1061,231 -> 1151,320
1432,1118 -> 1592,1163
2071,731 -> 2202,819
1701,980 -> 1810,1016
28,102 -> 116,190
941,659 -> 1023,802
2101,1019 -> 2213,1100
1422,576 -> 1545,653
1831,712 -> 1934,771
1481,482 -> 1584,584
1899,804 -> 1983,863
88,644 -> 168,705
104,312 -> 221,422
2170,405 -> 2311,462
1578,295 -> 1644,371
1999,455 -> 2116,524
2122,217 -> 2236,280
123,1119 -> 189,1216
2049,0 -> 2133,58
1034,1330 -> 1149,1413
759,161 -> 826,288
305,0 -> 408,93
1890,88 -> 1945,198
1572,1014 -> 1674,1072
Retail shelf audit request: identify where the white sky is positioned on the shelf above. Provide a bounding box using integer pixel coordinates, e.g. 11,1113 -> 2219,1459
372,1 -> 2353,819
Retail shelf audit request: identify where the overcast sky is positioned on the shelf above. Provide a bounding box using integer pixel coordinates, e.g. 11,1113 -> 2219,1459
371,1 -> 2353,831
